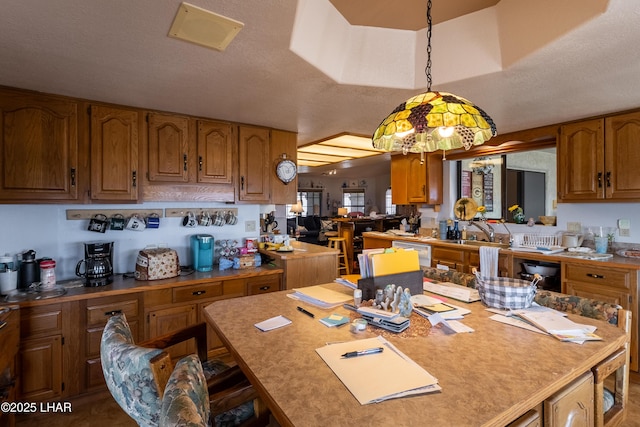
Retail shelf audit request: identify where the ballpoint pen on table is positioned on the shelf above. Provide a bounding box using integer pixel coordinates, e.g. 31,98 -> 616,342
296,306 -> 315,318
341,347 -> 384,358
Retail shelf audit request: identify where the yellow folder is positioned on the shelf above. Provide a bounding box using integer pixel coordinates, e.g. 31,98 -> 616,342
370,249 -> 419,276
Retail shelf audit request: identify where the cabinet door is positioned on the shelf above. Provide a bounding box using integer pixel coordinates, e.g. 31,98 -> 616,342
147,112 -> 190,182
197,120 -> 235,184
18,335 -> 63,401
544,371 -> 593,427
0,90 -> 79,201
391,153 -> 442,204
238,125 -> 270,201
558,119 -> 604,201
406,155 -> 428,203
89,105 -> 139,200
604,111 -> 640,199
148,304 -> 197,359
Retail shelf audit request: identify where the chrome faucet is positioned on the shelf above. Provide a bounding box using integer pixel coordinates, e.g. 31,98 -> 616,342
468,220 -> 495,242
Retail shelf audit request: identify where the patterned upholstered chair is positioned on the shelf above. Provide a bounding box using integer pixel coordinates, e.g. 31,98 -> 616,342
100,313 -> 266,427
421,266 -> 477,288
159,354 -> 209,427
533,290 -> 631,427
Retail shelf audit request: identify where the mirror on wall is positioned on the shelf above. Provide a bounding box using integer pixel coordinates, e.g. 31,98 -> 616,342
456,148 -> 556,222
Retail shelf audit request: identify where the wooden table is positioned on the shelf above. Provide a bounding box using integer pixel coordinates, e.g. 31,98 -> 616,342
203,285 -> 627,427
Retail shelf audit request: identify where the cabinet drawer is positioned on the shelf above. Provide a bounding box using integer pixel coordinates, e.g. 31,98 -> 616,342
20,304 -> 63,338
564,264 -> 630,289
86,296 -> 140,325
173,281 -> 223,303
432,247 -> 465,263
247,277 -> 280,295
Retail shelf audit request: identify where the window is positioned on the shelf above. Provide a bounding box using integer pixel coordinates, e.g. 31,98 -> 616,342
286,190 -> 322,216
342,189 -> 365,214
385,188 -> 396,215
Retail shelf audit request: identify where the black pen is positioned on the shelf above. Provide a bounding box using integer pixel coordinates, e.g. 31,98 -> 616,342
296,306 -> 315,318
341,347 -> 384,358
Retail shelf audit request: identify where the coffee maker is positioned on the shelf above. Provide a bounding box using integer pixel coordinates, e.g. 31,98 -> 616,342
190,234 -> 214,272
76,241 -> 114,287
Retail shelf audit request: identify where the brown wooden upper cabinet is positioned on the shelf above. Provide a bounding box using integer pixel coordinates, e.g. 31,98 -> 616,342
390,152 -> 443,205
269,129 -> 298,205
0,89 -> 79,201
197,120 -> 235,185
238,125 -> 270,202
558,111 -> 640,201
89,105 -> 140,201
147,112 -> 190,183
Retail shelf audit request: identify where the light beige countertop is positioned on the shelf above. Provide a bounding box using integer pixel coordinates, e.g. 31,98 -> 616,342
204,283 -> 627,427
0,266 -> 283,308
258,240 -> 338,260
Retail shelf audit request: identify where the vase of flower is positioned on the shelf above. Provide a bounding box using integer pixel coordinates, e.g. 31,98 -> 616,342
509,204 -> 525,224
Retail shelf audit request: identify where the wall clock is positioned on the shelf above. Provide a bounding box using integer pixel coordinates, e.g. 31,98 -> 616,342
276,157 -> 297,184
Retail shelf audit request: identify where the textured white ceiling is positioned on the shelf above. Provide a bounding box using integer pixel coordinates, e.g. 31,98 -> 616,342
0,0 -> 638,178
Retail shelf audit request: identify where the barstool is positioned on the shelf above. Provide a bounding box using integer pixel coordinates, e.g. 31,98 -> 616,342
328,237 -> 350,275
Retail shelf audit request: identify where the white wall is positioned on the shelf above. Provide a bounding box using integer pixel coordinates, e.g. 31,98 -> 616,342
0,202 -> 261,281
297,173 -> 390,216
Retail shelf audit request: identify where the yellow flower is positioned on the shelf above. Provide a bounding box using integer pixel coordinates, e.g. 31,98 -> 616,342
477,206 -> 486,213
508,204 -> 520,212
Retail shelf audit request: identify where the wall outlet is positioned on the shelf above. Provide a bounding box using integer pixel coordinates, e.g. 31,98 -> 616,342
567,222 -> 582,232
245,220 -> 256,232
619,228 -> 630,237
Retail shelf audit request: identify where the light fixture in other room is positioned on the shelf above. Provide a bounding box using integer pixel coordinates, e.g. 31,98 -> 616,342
290,201 -> 304,216
337,207 -> 348,218
372,0 -> 497,160
168,2 -> 244,51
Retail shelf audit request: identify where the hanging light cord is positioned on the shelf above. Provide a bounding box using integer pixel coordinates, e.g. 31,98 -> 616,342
425,0 -> 433,92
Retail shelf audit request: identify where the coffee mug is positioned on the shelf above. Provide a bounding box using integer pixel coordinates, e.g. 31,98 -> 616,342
182,211 -> 197,228
88,214 -> 109,233
110,214 -> 126,231
225,211 -> 238,225
126,214 -> 146,231
213,211 -> 225,226
199,211 -> 212,227
146,213 -> 160,229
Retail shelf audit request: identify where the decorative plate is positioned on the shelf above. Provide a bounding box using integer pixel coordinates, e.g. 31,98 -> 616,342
453,197 -> 478,221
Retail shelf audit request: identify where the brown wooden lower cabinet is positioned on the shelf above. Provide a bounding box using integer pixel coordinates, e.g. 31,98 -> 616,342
17,303 -> 68,401
12,270 -> 282,403
81,294 -> 142,393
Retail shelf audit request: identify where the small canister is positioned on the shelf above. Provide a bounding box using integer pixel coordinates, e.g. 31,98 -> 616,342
39,259 -> 56,288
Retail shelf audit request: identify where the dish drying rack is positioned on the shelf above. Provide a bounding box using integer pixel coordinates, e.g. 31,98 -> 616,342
511,233 -> 564,253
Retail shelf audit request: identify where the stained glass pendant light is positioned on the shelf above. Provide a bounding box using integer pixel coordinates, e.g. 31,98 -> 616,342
372,0 -> 497,158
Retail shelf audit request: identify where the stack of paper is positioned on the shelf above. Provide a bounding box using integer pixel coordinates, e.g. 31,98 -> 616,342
316,336 -> 440,404
254,315 -> 292,331
513,308 -> 601,342
287,285 -> 353,308
489,306 -> 601,343
319,313 -> 349,328
423,280 -> 480,303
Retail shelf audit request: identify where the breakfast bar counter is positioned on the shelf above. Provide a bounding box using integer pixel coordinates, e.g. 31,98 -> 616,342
259,240 -> 338,289
204,284 -> 627,427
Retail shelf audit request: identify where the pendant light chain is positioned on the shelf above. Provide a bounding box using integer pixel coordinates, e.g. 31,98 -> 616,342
425,0 -> 433,92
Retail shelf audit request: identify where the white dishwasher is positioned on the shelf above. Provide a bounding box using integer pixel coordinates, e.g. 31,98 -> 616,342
391,240 -> 432,268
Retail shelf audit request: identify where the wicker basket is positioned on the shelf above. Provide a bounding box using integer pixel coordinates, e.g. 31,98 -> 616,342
474,271 -> 540,309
